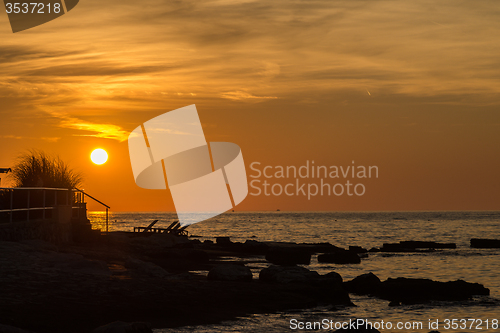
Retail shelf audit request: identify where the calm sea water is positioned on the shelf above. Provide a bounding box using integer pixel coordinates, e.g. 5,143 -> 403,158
88,211 -> 500,332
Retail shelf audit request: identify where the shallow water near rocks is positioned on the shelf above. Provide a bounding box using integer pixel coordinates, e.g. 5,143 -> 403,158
89,211 -> 500,332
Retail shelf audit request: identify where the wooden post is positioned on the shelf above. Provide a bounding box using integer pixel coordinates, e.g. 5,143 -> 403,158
106,207 -> 109,234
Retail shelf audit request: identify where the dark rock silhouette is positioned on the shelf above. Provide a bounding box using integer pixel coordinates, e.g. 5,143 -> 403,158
344,272 -> 381,295
124,258 -> 169,278
242,239 -> 269,254
318,250 -> 361,264
265,247 -> 311,265
216,237 -> 232,246
377,278 -> 489,303
381,241 -> 456,252
184,249 -> 210,263
259,266 -> 351,305
470,238 -> 500,248
298,242 -> 344,253
343,272 -> 488,304
349,246 -> 368,254
260,265 -> 320,284
207,264 -> 253,282
323,271 -> 343,284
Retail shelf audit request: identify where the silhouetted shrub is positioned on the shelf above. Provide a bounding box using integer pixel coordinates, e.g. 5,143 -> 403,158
9,150 -> 82,189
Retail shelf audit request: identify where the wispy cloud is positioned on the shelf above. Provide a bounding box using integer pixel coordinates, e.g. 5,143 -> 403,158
1,0 -> 500,124
0,135 -> 61,142
221,91 -> 278,101
46,111 -> 129,142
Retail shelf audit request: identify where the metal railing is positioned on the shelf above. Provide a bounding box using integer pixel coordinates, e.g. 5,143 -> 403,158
0,187 -> 75,222
74,188 -> 111,233
0,187 -> 110,232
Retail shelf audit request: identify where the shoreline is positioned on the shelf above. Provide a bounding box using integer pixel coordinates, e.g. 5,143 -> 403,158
0,232 -> 496,333
0,233 -> 351,333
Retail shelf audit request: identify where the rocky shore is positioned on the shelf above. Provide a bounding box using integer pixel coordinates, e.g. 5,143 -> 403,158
0,233 -> 495,333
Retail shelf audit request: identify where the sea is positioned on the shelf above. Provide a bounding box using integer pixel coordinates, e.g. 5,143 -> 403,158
88,211 -> 500,333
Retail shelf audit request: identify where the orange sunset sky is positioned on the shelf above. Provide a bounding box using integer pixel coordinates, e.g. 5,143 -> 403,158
1,0 -> 499,212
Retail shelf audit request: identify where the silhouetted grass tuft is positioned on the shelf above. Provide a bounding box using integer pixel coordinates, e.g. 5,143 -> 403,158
9,150 -> 83,189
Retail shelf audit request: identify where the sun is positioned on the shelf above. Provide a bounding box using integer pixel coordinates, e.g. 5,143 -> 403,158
91,149 -> 108,165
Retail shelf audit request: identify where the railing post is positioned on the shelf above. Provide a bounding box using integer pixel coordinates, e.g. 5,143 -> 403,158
43,189 -> 46,219
9,189 -> 13,223
27,190 -> 30,221
76,191 -> 79,218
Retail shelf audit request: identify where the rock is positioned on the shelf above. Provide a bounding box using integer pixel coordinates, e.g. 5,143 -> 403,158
381,241 -> 456,252
259,265 -> 319,284
126,234 -> 189,257
401,241 -> 456,249
447,279 -> 490,296
242,240 -> 269,254
470,238 -> 500,248
125,258 -> 169,278
129,233 -> 189,251
91,321 -> 152,333
349,246 -> 368,254
216,237 -> 232,245
173,242 -> 194,249
318,250 -> 361,264
265,247 -> 311,265
323,271 -> 343,284
165,249 -> 209,263
297,242 -> 344,253
184,249 -> 210,263
259,265 -> 350,305
0,324 -> 33,333
317,272 -> 352,305
344,272 -> 381,295
377,278 -> 490,304
207,264 -> 253,282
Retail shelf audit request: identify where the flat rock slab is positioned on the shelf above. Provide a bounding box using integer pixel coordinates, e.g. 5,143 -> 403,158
378,277 -> 489,303
470,238 -> 500,248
